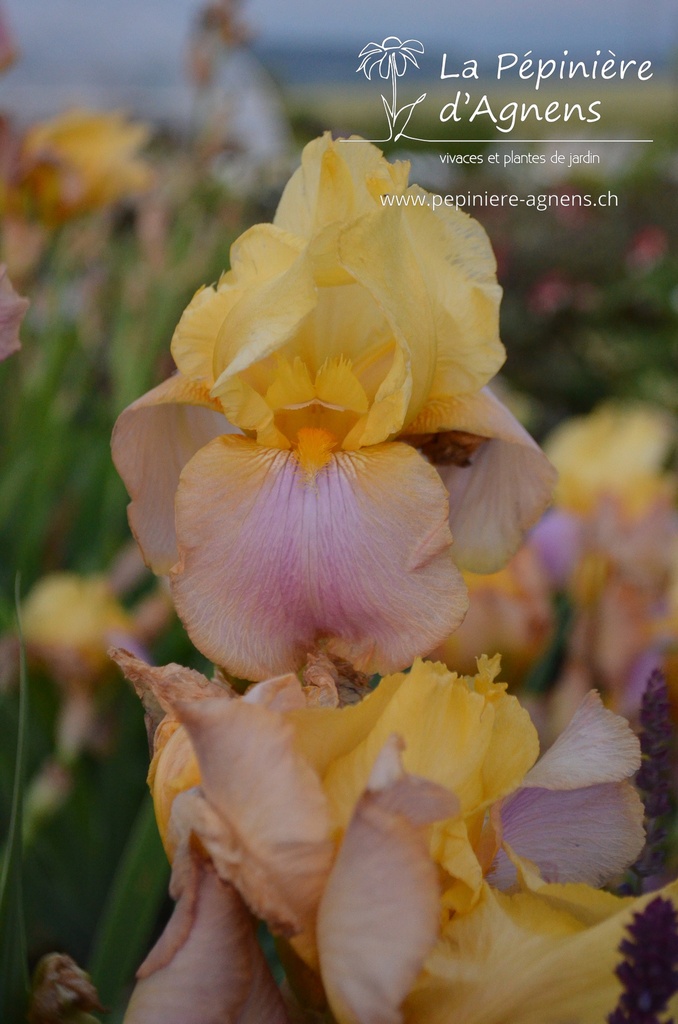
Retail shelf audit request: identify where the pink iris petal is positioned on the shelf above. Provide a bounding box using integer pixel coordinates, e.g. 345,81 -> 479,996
111,374 -> 233,574
124,850 -> 289,1024
435,388 -> 558,573
170,437 -> 465,680
489,781 -> 645,890
523,690 -> 640,790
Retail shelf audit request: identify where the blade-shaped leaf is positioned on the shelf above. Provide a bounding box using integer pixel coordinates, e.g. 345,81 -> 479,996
88,792 -> 170,1011
0,578 -> 29,1021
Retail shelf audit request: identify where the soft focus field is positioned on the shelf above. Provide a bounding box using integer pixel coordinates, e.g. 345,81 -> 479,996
2,24 -> 678,1024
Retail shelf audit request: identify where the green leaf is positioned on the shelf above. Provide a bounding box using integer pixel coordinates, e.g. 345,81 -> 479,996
0,578 -> 30,1021
88,792 -> 170,1011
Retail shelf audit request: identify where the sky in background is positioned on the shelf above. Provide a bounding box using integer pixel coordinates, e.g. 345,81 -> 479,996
3,0 -> 677,106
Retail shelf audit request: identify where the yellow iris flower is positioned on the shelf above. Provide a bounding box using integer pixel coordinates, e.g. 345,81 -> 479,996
113,134 -> 555,681
6,109 -> 153,226
114,649 -> 651,1024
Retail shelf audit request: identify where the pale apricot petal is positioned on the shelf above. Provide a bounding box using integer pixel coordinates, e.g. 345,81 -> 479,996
523,690 -> 640,790
151,726 -> 200,854
243,673 -> 307,712
410,388 -> 557,573
124,846 -> 289,1024
171,437 -> 464,679
407,882 -> 678,1024
489,782 -> 645,889
172,697 -> 333,937
0,264 -> 28,361
112,374 -> 231,573
318,737 -> 458,1024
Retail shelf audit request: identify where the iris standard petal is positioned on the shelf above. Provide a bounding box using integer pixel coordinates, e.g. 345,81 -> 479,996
522,690 -> 640,790
396,189 -> 504,399
320,656 -> 537,834
170,437 -> 465,679
273,134 -> 409,240
490,782 -> 645,889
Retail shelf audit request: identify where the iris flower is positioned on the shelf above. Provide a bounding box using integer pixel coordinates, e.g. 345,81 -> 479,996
113,134 -> 555,681
114,649 -> 653,1024
530,403 -> 678,718
7,109 -> 153,226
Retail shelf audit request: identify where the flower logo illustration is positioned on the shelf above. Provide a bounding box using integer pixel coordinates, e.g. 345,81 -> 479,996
357,37 -> 427,141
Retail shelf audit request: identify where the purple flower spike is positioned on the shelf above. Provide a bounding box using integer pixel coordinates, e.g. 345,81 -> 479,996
607,896 -> 678,1024
632,670 -> 674,890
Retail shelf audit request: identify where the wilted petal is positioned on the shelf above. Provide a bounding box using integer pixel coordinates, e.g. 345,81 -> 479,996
112,374 -> 231,573
0,264 -> 28,362
523,690 -> 640,790
172,697 -> 334,938
171,437 -> 464,679
318,737 -> 457,1024
124,846 -> 289,1024
412,388 -> 557,572
489,782 -> 645,889
109,647 -> 231,722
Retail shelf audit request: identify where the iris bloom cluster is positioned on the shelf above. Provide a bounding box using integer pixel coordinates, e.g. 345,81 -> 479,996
110,137 -> 678,1022
533,403 -> 678,722
112,647 -> 678,1024
435,402 -> 678,725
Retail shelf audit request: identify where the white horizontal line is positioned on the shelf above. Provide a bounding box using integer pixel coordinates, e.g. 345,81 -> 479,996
342,138 -> 654,144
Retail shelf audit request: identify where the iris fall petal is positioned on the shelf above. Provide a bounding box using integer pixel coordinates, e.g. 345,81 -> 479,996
170,437 -> 465,679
